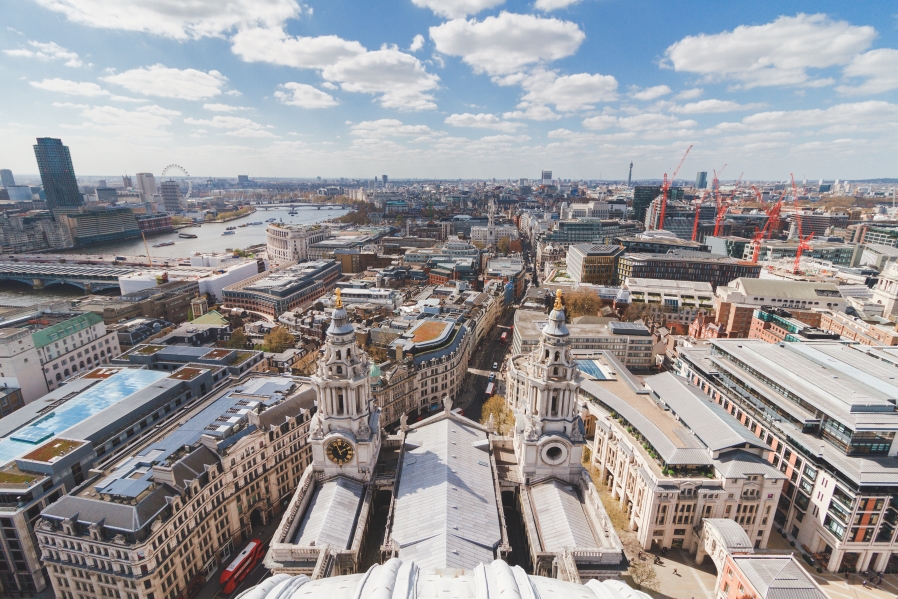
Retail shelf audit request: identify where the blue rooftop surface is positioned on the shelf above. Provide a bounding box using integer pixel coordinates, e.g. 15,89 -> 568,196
0,369 -> 168,465
576,360 -> 609,380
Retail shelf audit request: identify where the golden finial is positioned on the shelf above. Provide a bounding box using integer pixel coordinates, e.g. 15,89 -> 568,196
335,287 -> 343,309
554,289 -> 563,311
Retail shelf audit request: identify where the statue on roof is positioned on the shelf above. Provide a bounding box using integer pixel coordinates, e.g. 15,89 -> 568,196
334,287 -> 343,309
554,288 -> 563,311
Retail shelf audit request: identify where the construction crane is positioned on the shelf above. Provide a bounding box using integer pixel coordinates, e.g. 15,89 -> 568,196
765,198 -> 783,240
793,231 -> 814,274
750,226 -> 767,263
750,185 -> 764,205
713,201 -> 729,237
691,190 -> 709,242
655,144 -> 692,231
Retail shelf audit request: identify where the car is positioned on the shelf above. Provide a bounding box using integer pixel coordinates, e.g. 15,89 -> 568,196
488,373 -> 495,382
492,362 -> 498,370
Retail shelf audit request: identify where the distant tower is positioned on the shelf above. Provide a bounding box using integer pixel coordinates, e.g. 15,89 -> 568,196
308,289 -> 381,481
0,169 -> 15,189
695,171 -> 708,190
505,289 -> 584,482
382,174 -> 388,186
135,173 -> 157,203
160,180 -> 186,213
627,162 -> 633,187
122,175 -> 132,189
33,137 -> 83,215
541,170 -> 552,184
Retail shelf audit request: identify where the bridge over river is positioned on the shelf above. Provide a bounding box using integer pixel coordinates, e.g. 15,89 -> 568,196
0,262 -> 143,292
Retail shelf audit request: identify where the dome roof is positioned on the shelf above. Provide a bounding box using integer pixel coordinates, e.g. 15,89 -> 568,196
238,559 -> 652,599
327,289 -> 355,336
542,289 -> 569,337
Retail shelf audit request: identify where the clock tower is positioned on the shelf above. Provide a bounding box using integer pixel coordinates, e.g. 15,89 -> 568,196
308,289 -> 381,481
505,289 -> 585,482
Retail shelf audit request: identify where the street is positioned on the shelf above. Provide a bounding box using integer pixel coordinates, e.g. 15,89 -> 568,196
194,517 -> 282,599
457,306 -> 516,422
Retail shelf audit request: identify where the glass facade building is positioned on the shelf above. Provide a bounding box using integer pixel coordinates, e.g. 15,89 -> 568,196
33,137 -> 82,214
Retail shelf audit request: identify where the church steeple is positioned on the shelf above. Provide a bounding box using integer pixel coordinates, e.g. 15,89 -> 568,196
308,289 -> 381,480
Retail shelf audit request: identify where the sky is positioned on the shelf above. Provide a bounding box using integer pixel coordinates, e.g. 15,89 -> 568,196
1,0 -> 897,181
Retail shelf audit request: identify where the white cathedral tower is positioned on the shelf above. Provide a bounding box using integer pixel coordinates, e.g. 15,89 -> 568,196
505,289 -> 585,482
308,288 -> 380,481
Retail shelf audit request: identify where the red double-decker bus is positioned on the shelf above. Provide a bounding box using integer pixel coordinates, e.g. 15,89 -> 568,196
219,539 -> 264,594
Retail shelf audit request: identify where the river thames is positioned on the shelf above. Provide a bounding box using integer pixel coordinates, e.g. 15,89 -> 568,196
0,205 -> 351,306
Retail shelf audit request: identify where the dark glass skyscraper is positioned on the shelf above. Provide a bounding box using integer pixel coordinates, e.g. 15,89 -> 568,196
695,171 -> 708,190
33,137 -> 83,215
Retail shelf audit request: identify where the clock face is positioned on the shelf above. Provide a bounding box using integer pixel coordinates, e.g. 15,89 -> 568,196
325,438 -> 354,465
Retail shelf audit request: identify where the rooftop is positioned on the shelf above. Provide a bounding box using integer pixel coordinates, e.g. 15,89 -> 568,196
31,312 -> 104,348
731,556 -> 827,599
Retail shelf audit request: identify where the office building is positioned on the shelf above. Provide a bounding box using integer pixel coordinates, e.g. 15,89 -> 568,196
748,239 -> 859,267
511,309 -> 654,369
485,256 -> 526,302
616,251 -> 761,290
817,310 -> 898,346
616,232 -> 708,254
33,137 -> 83,215
624,278 -> 714,326
541,169 -> 552,182
633,185 -> 684,223
33,312 -> 121,394
38,376 -> 315,599
56,206 -> 142,246
678,341 -> 898,573
237,175 -> 249,185
159,179 -> 186,213
713,278 -> 847,338
5,186 -> 34,202
222,260 -> 341,318
717,555 -> 826,599
566,244 -> 625,285
266,224 -> 331,264
0,170 -> 15,189
0,382 -> 25,418
0,329 -> 47,403
0,365 -> 219,593
748,307 -> 841,343
578,353 -> 784,553
695,171 -> 708,190
135,173 -> 157,203
540,219 -> 641,248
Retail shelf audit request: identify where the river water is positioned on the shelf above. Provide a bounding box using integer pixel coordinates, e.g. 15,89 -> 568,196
0,206 -> 350,307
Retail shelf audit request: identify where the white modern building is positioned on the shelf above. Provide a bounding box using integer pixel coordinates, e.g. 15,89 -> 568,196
117,257 -> 260,301
134,172 -> 157,203
267,223 -> 331,264
0,328 -> 46,402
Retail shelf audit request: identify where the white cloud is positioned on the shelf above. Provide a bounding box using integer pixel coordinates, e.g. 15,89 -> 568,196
183,116 -> 263,129
30,78 -> 109,96
715,101 -> 898,134
4,40 -> 83,67
227,128 -> 277,138
631,85 -> 671,100
521,71 -> 618,111
444,113 -> 523,131
202,103 -> 248,112
230,27 -> 365,69
350,119 -> 435,138
274,82 -> 339,108
502,104 -> 560,121
582,113 -> 698,131
534,0 -> 581,11
409,34 -> 425,52
63,104 -> 179,137
670,99 -> 765,113
430,12 -> 585,76
103,64 -> 228,100
321,47 -> 440,111
663,14 -> 875,88
837,49 -> 898,95
411,0 -> 505,19
32,0 -> 301,40
675,88 -> 703,100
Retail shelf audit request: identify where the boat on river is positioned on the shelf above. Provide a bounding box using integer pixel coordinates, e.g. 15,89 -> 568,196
178,233 -> 198,239
222,230 -> 236,236
152,241 -> 175,247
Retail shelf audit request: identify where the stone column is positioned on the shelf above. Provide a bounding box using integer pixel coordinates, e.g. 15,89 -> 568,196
827,549 -> 842,573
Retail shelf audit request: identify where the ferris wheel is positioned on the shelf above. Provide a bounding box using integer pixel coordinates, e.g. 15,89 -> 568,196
161,164 -> 192,199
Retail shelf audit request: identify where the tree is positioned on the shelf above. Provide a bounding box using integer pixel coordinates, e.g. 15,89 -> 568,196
481,395 -> 514,435
497,237 -> 510,254
628,560 -> 659,592
228,328 -> 248,349
262,326 -> 296,354
562,291 -> 603,319
366,345 -> 391,363
622,302 -> 656,323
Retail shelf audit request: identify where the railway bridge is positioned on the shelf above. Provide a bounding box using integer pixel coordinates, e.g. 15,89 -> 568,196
0,262 -> 143,292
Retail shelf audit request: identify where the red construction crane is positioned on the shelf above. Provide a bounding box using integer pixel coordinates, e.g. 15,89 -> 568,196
750,185 -> 764,204
655,144 -> 692,231
793,231 -> 814,274
751,226 -> 767,263
765,198 -> 783,240
713,201 -> 729,236
692,190 -> 709,242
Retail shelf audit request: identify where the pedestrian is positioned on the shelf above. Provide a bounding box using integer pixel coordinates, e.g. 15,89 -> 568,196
673,568 -> 678,576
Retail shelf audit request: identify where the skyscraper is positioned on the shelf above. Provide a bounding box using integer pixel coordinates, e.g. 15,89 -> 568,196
33,137 -> 83,214
160,180 -> 185,213
695,171 -> 708,189
122,175 -> 132,189
541,170 -> 552,182
0,169 -> 15,189
135,173 -> 157,203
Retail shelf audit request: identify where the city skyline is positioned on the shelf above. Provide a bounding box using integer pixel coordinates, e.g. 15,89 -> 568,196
2,0 -> 898,179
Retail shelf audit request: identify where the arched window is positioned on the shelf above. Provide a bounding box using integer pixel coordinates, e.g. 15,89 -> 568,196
79,361 -> 85,369
554,351 -> 560,361
64,369 -> 70,377
553,367 -> 559,376
550,395 -> 558,416
338,393 -> 345,415
55,373 -> 62,382
337,365 -> 343,374
335,350 -> 341,360
544,350 -> 549,359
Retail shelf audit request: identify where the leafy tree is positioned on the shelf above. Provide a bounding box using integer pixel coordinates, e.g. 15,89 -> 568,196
262,326 -> 296,354
228,328 -> 248,349
562,291 -> 603,319
628,560 -> 659,592
366,345 -> 391,363
481,395 -> 514,435
497,237 -> 511,254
